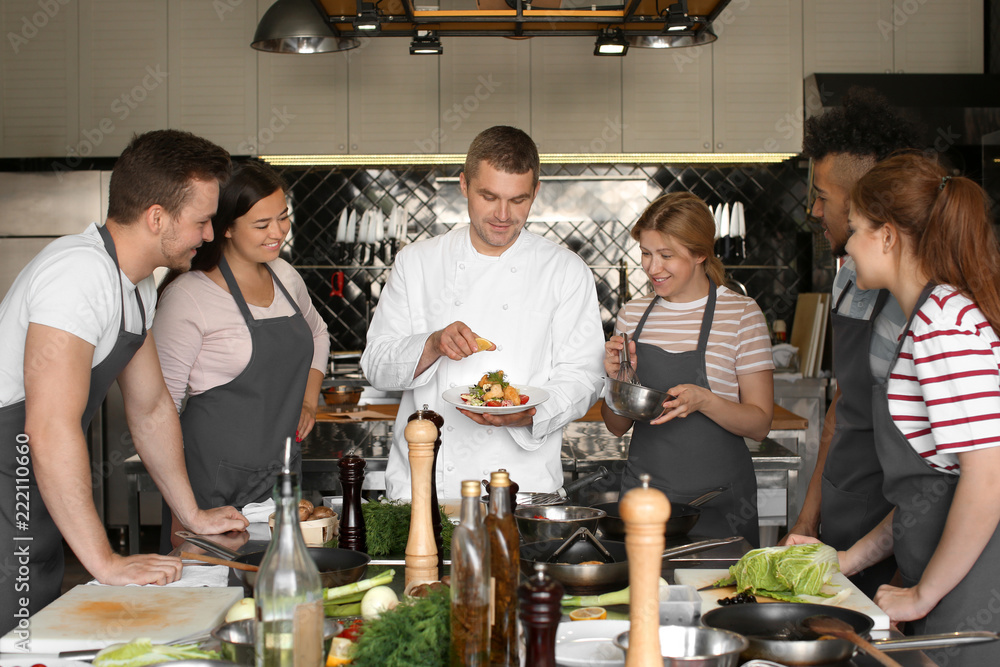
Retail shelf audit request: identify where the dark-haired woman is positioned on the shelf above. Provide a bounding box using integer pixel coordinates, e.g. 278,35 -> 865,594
788,153 -> 1000,665
602,192 -> 774,546
153,161 -> 328,547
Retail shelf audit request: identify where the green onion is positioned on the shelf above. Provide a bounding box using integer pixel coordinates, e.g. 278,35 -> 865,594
561,577 -> 668,607
324,569 -> 395,603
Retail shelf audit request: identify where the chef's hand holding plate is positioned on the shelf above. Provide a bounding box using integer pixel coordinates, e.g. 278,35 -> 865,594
650,384 -> 712,425
458,406 -> 536,428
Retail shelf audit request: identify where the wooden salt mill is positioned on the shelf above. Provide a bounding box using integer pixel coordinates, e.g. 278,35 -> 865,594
408,405 -> 445,578
619,474 -> 670,667
404,415 -> 439,594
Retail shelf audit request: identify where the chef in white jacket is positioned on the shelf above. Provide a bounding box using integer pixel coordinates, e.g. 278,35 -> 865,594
361,126 -> 605,499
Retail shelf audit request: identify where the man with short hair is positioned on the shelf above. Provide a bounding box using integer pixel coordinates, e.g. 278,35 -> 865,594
362,125 -> 605,499
781,89 -> 919,596
0,130 -> 249,636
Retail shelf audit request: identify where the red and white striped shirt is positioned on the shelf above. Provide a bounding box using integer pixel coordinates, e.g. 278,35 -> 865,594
887,285 -> 1000,473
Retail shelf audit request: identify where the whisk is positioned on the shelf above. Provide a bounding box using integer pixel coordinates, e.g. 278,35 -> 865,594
617,332 -> 640,385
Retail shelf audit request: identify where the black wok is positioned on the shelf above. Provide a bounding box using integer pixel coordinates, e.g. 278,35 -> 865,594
594,487 -> 724,540
519,533 -> 740,595
176,532 -> 369,592
702,603 -> 998,665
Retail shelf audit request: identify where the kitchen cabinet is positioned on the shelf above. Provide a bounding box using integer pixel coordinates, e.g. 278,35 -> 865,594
803,0 -> 983,75
530,38 -> 624,154
0,0 -> 79,158
347,39 -> 439,154
438,37 -> 531,154
78,0 -> 168,158
256,42 -> 349,155
167,0 -> 259,155
712,0 -> 803,153
622,44 -> 714,153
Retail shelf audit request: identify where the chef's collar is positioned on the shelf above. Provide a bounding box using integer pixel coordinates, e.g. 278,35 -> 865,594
465,226 -> 527,260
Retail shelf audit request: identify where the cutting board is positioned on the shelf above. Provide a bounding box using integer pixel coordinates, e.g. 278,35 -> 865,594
0,585 -> 243,654
674,569 -> 889,630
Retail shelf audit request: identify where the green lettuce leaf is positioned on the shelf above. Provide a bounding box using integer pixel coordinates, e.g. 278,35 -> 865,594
723,543 -> 841,599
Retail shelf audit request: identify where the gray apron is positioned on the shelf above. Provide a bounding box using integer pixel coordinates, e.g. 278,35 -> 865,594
621,281 -> 760,547
874,282 -> 1000,666
177,256 -> 312,510
821,282 -> 896,597
0,224 -> 146,635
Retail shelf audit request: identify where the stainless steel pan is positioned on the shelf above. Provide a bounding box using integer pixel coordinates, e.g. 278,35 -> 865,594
702,603 -> 998,665
594,487 -> 724,540
519,530 -> 740,595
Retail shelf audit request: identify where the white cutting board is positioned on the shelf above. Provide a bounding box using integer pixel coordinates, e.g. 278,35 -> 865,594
674,569 -> 890,630
0,585 -> 243,654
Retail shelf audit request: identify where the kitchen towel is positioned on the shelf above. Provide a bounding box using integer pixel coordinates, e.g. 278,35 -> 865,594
241,498 -> 276,523
86,565 -> 230,588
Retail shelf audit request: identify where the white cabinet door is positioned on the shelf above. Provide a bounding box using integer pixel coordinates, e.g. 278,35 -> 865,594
439,37 -> 531,155
802,0 -> 893,75
0,0 -> 79,158
712,0 -> 803,153
530,38 -> 623,154
348,39 -> 439,154
79,0 -> 168,158
891,0 -> 983,74
167,0 -> 258,154
622,44 -> 713,153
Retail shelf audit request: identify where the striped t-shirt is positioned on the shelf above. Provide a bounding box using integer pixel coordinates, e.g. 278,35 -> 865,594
888,285 -> 1000,473
614,286 -> 774,402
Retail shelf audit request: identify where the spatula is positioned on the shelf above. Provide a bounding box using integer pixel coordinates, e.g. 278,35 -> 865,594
803,615 -> 902,667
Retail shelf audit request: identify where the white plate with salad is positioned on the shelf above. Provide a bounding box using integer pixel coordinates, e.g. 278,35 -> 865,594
442,385 -> 549,414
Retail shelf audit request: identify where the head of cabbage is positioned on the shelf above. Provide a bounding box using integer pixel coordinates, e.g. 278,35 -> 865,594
712,543 -> 849,604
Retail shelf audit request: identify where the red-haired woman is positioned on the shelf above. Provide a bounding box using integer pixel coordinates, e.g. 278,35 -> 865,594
602,192 -> 775,546
791,153 -> 1000,665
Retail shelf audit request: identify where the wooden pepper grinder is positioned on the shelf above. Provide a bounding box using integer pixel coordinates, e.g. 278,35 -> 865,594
404,415 -> 439,594
518,563 -> 563,667
408,405 -> 445,578
620,474 -> 670,667
338,453 -> 367,553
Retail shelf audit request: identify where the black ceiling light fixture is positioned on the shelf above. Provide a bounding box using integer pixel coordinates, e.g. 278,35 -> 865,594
251,0 -> 360,53
628,25 -> 717,49
594,27 -> 628,56
353,1 -> 381,34
409,31 -> 443,55
663,0 -> 695,31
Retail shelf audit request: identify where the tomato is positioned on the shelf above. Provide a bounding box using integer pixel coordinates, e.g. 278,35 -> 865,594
338,618 -> 364,642
485,399 -> 504,407
519,395 -> 529,404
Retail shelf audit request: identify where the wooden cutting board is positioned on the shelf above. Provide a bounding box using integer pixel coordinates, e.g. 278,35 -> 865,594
674,568 -> 890,630
0,585 -> 243,654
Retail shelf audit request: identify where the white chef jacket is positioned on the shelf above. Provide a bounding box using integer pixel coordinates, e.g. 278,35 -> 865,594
361,226 -> 605,500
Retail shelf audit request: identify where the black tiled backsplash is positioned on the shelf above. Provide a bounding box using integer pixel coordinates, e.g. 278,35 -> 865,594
276,159 -> 833,352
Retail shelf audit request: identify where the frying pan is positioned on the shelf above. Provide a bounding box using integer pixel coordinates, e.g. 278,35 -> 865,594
482,466 -> 611,507
176,532 -> 369,593
519,531 -> 740,595
702,603 -> 998,665
594,487 -> 724,540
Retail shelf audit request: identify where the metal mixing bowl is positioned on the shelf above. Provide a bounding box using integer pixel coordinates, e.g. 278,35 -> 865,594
212,618 -> 343,665
514,505 -> 606,541
604,376 -> 672,421
613,625 -> 749,666
322,385 -> 363,406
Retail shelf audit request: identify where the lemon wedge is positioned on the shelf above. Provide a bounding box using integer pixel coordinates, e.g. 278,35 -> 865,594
474,336 -> 496,352
568,606 -> 607,621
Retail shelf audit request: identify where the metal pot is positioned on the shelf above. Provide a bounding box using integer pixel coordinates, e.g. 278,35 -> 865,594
212,618 -> 343,665
176,532 -> 369,593
514,505 -> 607,542
483,466 -> 611,507
702,603 -> 999,665
604,376 -> 673,422
519,531 -> 740,595
594,488 -> 724,540
613,625 -> 748,667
